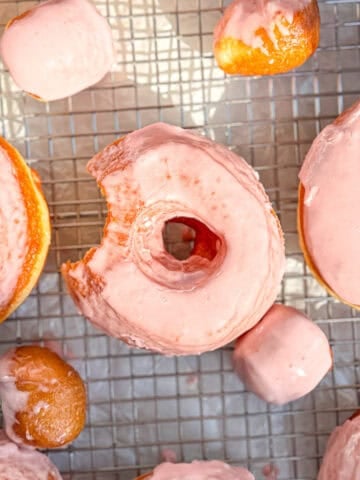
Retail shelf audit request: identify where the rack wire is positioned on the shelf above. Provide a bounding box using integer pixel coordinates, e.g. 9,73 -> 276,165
0,0 -> 359,478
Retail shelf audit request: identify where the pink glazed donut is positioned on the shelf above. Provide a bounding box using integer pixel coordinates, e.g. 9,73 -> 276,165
137,460 -> 254,480
317,412 -> 360,480
0,0 -> 114,101
0,430 -> 62,479
62,123 -> 285,355
298,99 -> 360,308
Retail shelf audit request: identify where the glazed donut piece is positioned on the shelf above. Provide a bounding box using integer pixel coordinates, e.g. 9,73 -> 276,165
232,304 -> 332,405
214,0 -> 320,76
0,0 -> 114,101
62,123 -> 285,355
298,100 -> 360,308
317,412 -> 360,479
0,430 -> 62,479
0,345 -> 86,449
136,460 -> 254,480
0,138 -> 50,323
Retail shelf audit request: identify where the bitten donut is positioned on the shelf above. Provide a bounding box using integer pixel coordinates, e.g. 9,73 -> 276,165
233,304 -> 332,405
317,411 -> 360,479
0,430 -> 62,479
298,100 -> 360,308
0,137 -> 50,323
214,0 -> 320,76
0,345 -> 86,449
0,0 -> 114,101
62,123 -> 285,355
135,460 -> 254,480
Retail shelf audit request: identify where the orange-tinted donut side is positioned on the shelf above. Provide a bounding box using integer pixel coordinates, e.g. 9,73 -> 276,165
5,10 -> 31,29
134,473 -> 152,480
0,138 -> 50,322
1,346 -> 86,449
214,0 -> 320,76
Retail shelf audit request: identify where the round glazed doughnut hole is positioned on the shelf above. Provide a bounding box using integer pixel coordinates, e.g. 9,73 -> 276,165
0,0 -> 114,101
318,411 -> 360,479
214,0 -> 320,76
62,123 -> 285,355
298,99 -> 360,308
233,304 -> 333,405
0,345 -> 87,449
0,431 -> 62,479
0,137 -> 50,323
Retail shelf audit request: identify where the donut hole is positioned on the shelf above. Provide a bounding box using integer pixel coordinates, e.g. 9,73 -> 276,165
162,217 -> 220,263
162,220 -> 195,261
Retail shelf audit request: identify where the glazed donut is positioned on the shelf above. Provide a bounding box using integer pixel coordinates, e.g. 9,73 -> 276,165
0,430 -> 62,479
0,0 -> 114,101
0,137 -> 50,323
317,411 -> 360,479
214,0 -> 320,76
135,460 -> 254,480
62,123 -> 285,355
233,304 -> 332,405
0,345 -> 86,449
298,100 -> 360,308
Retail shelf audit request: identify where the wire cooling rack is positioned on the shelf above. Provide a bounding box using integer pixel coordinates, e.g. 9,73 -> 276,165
0,0 -> 359,479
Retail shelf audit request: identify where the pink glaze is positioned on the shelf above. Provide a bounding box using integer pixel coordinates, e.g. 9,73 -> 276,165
149,460 -> 254,480
0,0 -> 114,101
160,449 -> 177,463
262,464 -> 279,480
42,338 -> 65,359
62,123 -> 285,355
0,348 -> 30,445
233,304 -> 332,405
42,334 -> 76,360
0,430 -> 62,479
299,100 -> 360,305
317,414 -> 360,479
0,145 -> 28,311
214,0 -> 312,49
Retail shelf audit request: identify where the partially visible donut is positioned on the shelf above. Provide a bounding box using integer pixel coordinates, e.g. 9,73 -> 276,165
0,430 -> 62,479
298,100 -> 360,308
134,460 -> 254,480
317,411 -> 360,479
214,0 -> 320,76
0,137 -> 50,323
62,123 -> 285,355
0,0 -> 114,101
0,345 -> 86,449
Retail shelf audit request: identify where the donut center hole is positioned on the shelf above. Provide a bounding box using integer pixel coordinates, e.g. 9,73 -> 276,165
162,217 -> 220,262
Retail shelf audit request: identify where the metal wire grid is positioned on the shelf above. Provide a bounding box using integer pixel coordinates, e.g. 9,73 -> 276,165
0,0 -> 359,478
